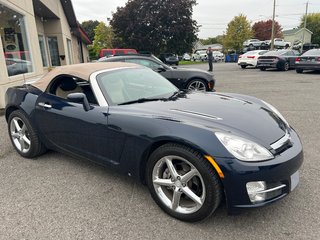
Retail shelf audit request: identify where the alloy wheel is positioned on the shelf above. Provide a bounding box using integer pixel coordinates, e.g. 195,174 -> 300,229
10,116 -> 31,153
152,155 -> 206,214
188,80 -> 206,92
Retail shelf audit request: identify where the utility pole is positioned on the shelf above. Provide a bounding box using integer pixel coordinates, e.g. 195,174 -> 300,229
300,1 -> 309,53
270,0 -> 276,50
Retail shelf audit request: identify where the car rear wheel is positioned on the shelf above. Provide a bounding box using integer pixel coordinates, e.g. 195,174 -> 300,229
8,110 -> 46,158
146,144 -> 222,222
296,69 -> 303,73
260,67 -> 266,71
241,65 -> 247,69
187,79 -> 207,92
282,62 -> 289,71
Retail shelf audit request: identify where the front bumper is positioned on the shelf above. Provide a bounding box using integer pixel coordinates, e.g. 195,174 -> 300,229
165,59 -> 179,65
214,129 -> 303,213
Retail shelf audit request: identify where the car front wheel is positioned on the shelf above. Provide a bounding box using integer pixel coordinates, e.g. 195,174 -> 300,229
187,79 -> 207,92
8,110 -> 46,158
296,69 -> 303,73
146,144 -> 222,222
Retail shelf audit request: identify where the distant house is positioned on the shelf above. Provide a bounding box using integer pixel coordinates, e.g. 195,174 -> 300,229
193,41 -> 223,52
0,0 -> 91,109
283,28 -> 313,45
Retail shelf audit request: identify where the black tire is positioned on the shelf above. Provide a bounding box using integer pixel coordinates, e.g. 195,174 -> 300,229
146,143 -> 222,222
282,62 -> 289,71
260,67 -> 266,71
8,110 -> 46,158
241,65 -> 247,69
296,69 -> 303,73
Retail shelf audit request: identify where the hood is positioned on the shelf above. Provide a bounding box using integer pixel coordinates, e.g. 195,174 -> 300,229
113,92 -> 287,148
172,67 -> 211,75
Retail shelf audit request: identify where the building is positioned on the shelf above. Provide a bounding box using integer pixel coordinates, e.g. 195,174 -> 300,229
193,41 -> 223,52
0,0 -> 91,109
283,28 -> 313,45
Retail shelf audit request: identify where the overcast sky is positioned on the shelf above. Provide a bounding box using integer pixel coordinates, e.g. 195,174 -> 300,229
72,0 -> 320,39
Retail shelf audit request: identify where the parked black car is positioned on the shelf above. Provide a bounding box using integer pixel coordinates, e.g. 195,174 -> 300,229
257,50 -> 300,71
295,49 -> 320,73
99,54 -> 215,92
159,53 -> 179,65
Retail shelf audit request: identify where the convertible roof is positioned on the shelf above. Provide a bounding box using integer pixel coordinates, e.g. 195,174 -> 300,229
31,62 -> 138,91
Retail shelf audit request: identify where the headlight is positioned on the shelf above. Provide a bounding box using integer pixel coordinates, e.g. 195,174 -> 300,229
261,100 -> 289,127
215,132 -> 273,161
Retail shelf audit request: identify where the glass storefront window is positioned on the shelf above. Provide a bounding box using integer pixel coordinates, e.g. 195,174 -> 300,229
0,3 -> 33,76
48,36 -> 60,66
67,38 -> 73,65
38,35 -> 48,67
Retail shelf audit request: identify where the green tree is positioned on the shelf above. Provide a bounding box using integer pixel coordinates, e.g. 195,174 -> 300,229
81,20 -> 100,42
223,14 -> 253,51
110,0 -> 198,55
90,22 -> 114,59
300,13 -> 320,44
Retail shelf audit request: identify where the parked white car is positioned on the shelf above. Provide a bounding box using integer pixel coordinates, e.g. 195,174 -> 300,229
243,39 -> 265,48
182,53 -> 191,61
192,50 -> 207,61
264,38 -> 291,48
237,50 -> 268,68
212,51 -> 224,62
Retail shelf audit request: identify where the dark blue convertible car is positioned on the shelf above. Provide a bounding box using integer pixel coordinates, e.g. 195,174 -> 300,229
5,62 -> 303,222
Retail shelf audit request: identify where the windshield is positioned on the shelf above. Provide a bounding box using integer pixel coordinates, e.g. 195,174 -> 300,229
303,49 -> 320,56
97,67 -> 178,105
243,51 -> 258,55
197,51 -> 206,54
263,50 -> 287,56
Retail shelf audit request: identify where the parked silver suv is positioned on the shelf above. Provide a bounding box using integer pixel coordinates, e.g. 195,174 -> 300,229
243,39 -> 265,48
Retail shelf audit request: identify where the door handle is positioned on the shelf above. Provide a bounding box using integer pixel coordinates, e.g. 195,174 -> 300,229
38,102 -> 52,109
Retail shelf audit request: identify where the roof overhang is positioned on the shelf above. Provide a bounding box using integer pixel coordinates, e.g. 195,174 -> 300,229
60,0 -> 92,44
33,0 -> 59,19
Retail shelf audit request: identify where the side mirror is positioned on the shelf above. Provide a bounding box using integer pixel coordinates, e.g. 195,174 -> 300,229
67,93 -> 92,111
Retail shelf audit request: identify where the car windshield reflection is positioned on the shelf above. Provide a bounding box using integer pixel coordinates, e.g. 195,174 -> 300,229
96,67 -> 178,105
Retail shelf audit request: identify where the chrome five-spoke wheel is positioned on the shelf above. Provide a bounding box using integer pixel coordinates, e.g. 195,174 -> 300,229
146,144 -> 222,222
152,155 -> 205,214
8,110 -> 46,158
10,116 -> 31,154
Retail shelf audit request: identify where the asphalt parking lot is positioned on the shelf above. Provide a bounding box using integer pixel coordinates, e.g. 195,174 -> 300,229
0,63 -> 319,239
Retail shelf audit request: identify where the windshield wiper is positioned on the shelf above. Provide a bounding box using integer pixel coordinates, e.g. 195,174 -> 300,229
168,91 -> 185,100
118,97 -> 167,105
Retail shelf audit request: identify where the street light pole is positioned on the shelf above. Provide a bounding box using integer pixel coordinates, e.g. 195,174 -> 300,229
300,1 -> 309,53
270,0 -> 276,50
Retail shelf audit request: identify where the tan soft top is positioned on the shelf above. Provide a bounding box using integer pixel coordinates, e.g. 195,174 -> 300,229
32,62 -> 139,91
